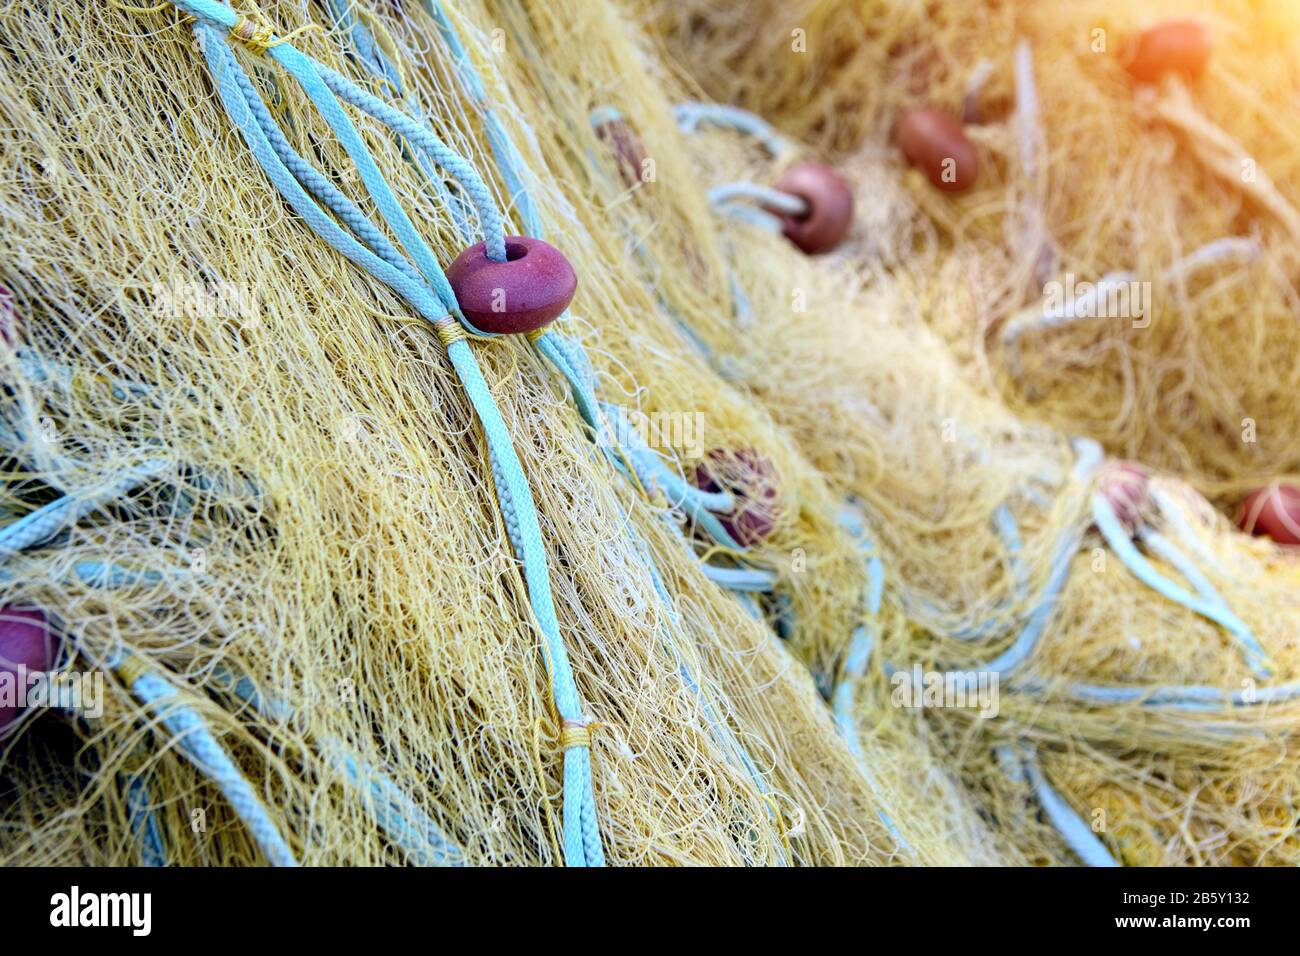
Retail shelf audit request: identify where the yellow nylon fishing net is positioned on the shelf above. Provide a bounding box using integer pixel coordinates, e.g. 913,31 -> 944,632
0,0 -> 1295,867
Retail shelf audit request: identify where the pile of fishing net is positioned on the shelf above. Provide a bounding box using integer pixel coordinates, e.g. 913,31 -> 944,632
0,0 -> 1295,867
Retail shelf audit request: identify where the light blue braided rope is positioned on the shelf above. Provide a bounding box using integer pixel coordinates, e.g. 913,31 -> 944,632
1149,485 -> 1235,582
628,444 -> 733,514
547,331 -> 598,395
830,513 -> 912,854
319,2 -> 481,247
269,26 -> 507,262
443,337 -> 602,865
728,269 -> 756,327
914,502 -> 1032,643
993,503 -> 1031,602
322,0 -> 402,91
215,666 -> 464,865
313,63 -> 508,264
700,564 -> 777,592
673,102 -> 794,159
1141,528 -> 1239,619
1093,495 -> 1270,677
598,401 -> 745,550
735,591 -> 764,621
1018,674 -> 1300,711
13,349 -> 155,403
422,0 -> 539,234
174,0 -> 504,311
0,478 -> 167,869
712,202 -> 786,235
868,440 -> 1099,678
122,662 -> 298,866
0,471 -> 202,871
977,438 -> 1103,674
1016,746 -> 1119,867
708,182 -> 806,216
222,51 -> 432,290
183,13 -> 603,865
196,28 -> 450,324
0,461 -> 168,556
124,772 -> 168,867
985,487 -> 1288,710
534,333 -> 601,432
0,560 -> 165,589
329,747 -> 467,866
633,457 -> 741,547
623,518 -> 788,864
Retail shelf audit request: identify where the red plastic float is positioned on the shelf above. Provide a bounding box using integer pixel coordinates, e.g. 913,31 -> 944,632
767,161 -> 854,255
1125,20 -> 1212,84
446,236 -> 577,335
896,109 -> 979,193
1098,461 -> 1151,535
0,607 -> 59,733
694,448 -> 781,547
1237,484 -> 1300,546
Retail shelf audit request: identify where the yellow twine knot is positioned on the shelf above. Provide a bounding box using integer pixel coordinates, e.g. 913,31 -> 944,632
115,654 -> 149,688
559,718 -> 599,751
433,316 -> 467,348
230,16 -> 276,55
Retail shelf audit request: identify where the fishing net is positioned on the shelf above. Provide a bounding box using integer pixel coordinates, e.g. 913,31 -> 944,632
0,0 -> 1295,868
642,0 -> 1300,864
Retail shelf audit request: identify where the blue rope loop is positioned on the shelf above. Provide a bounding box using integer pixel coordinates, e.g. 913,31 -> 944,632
673,102 -> 794,160
116,657 -> 299,867
170,1 -> 605,864
830,505 -> 911,856
1095,494 -> 1271,678
215,664 -> 466,865
124,770 -> 169,867
1014,744 -> 1119,867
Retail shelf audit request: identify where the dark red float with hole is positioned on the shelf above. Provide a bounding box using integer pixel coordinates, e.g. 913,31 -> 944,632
1237,484 -> 1300,547
0,607 -> 60,733
693,448 -> 781,547
767,161 -> 854,255
446,236 -> 577,335
1098,461 -> 1151,535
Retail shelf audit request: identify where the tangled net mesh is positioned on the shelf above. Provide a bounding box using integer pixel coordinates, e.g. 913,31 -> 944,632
0,0 -> 1294,867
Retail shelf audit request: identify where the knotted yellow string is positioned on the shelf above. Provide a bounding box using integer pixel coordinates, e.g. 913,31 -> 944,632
115,654 -> 149,688
559,718 -> 603,751
433,316 -> 468,348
